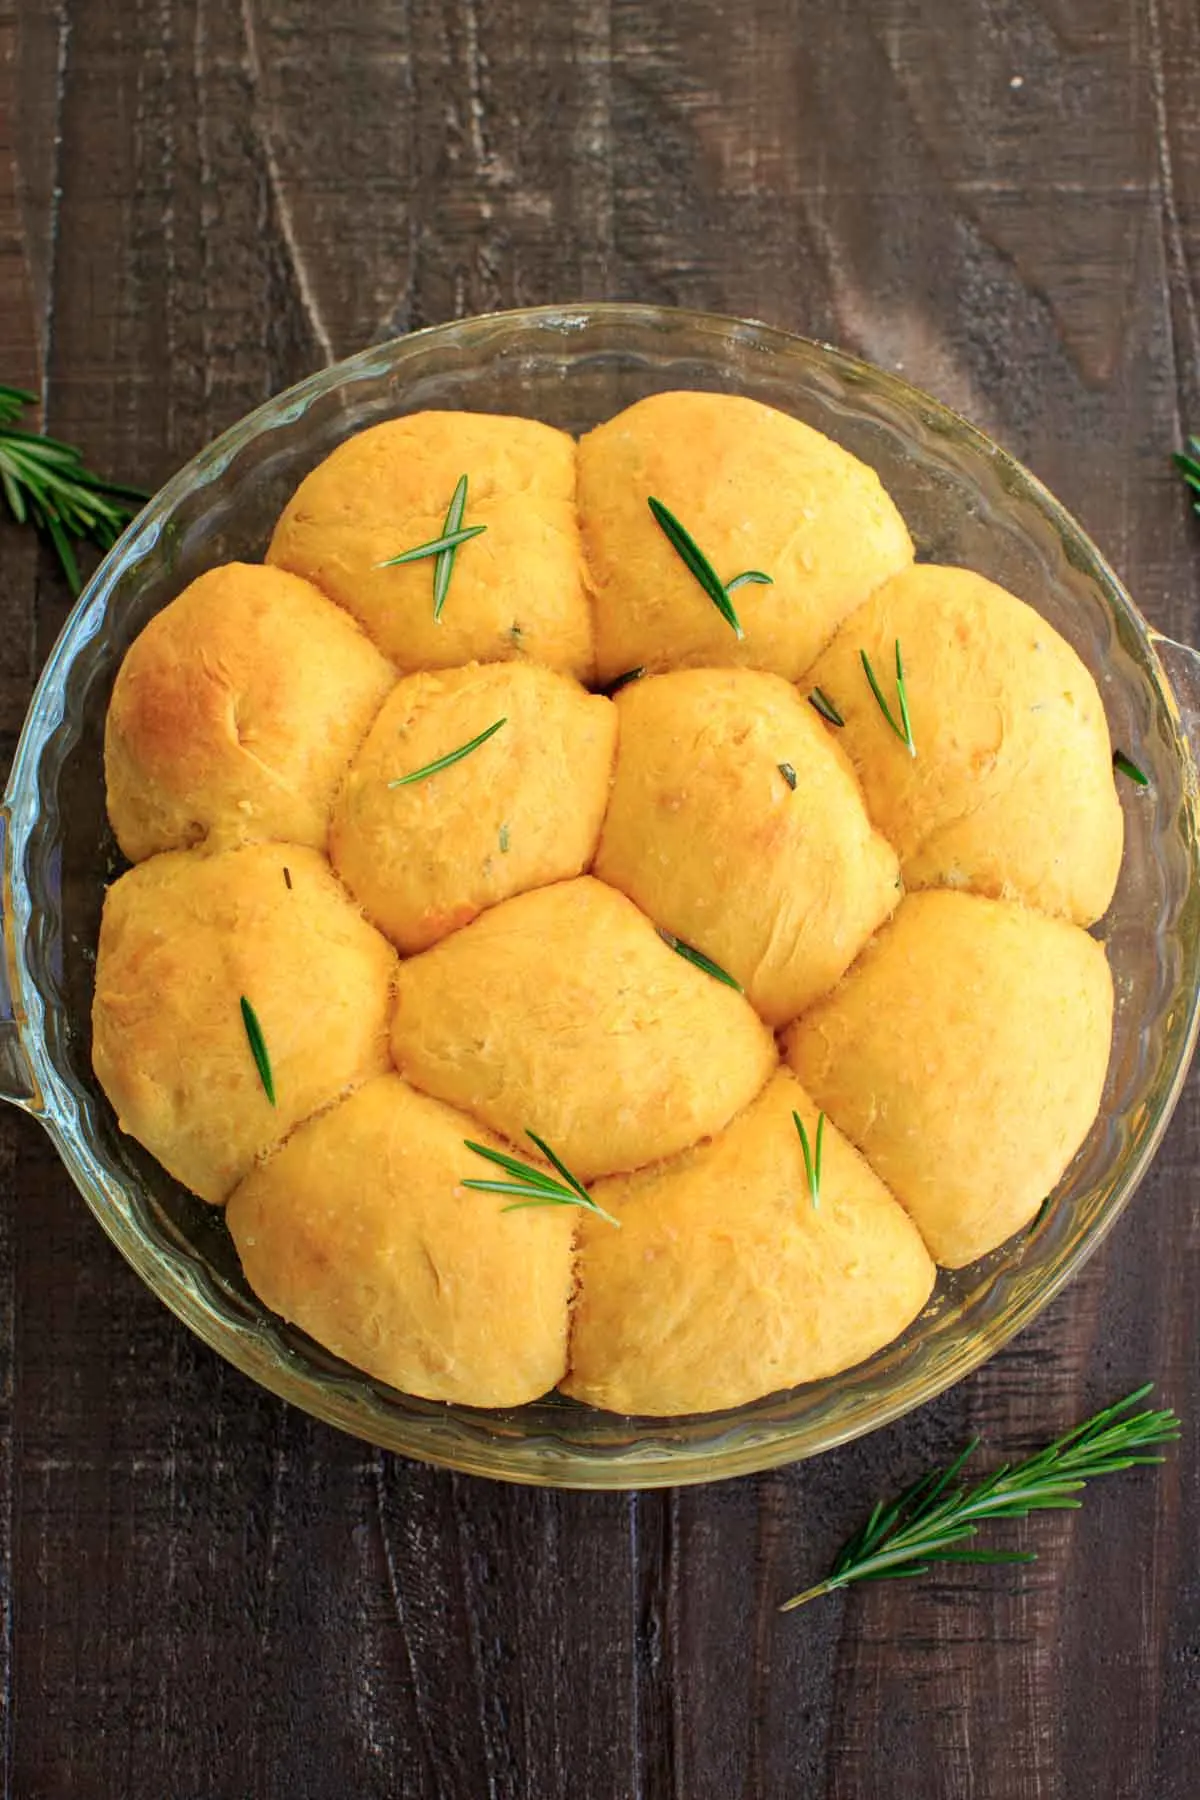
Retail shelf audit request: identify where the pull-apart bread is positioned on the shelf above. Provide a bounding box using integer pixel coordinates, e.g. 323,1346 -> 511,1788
92,394 -> 1125,1415
268,411 -> 594,680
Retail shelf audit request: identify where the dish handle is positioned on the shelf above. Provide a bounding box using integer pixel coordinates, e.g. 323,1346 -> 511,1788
0,806 -> 42,1112
1152,631 -> 1200,767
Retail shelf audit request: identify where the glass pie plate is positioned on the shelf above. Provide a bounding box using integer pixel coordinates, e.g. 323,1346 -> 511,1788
3,303 -> 1199,1489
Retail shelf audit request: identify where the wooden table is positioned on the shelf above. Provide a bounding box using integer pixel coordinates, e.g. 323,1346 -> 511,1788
1,3 -> 1198,1795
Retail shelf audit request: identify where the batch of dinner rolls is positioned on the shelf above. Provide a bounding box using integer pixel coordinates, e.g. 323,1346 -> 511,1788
92,391 -> 1123,1416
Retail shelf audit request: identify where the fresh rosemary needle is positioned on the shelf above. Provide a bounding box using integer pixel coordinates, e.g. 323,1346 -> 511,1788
376,523 -> 486,569
808,687 -> 845,728
462,1132 -> 620,1228
0,383 -> 147,593
388,717 -> 507,787
656,927 -> 743,992
432,473 -> 469,621
1113,749 -> 1149,788
792,1109 -> 825,1209
605,666 -> 647,696
778,761 -> 798,790
647,496 -> 773,639
861,639 -> 915,755
779,1384 -> 1180,1612
1174,436 -> 1200,514
239,996 -> 276,1106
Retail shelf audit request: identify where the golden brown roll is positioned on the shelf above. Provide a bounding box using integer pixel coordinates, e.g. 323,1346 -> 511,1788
390,876 -> 777,1180
783,891 -> 1113,1267
562,1070 -> 935,1415
593,668 -> 900,1025
267,411 -> 594,680
92,843 -> 396,1203
330,661 -> 617,953
104,563 -> 396,861
801,565 -> 1124,925
577,390 -> 913,686
226,1075 -> 576,1406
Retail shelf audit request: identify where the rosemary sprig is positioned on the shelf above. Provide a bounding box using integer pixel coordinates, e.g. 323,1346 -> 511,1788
793,1109 -> 825,1209
462,1132 -> 620,1228
656,927 -> 743,992
808,687 -> 845,728
1113,749 -> 1149,788
647,496 -> 773,640
377,471 -> 486,600
780,1384 -> 1180,1612
860,639 -> 915,756
0,383 -> 147,593
778,761 -> 798,789
1174,436 -> 1200,514
388,716 -> 507,788
239,996 -> 276,1106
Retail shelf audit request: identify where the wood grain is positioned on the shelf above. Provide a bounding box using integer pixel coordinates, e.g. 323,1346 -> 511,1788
1,1 -> 1198,1794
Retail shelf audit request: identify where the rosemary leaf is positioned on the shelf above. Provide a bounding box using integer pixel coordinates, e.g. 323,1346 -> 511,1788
895,640 -> 914,748
526,1129 -> 593,1202
239,996 -> 276,1107
657,927 -> 743,992
1113,749 -> 1149,788
432,473 -> 469,622
1031,1193 -> 1055,1232
498,822 -> 511,853
647,496 -> 745,639
2,468 -> 26,523
388,716 -> 507,788
462,1134 -> 620,1228
808,688 -> 845,728
376,521 -> 486,569
779,1384 -> 1180,1611
1174,436 -> 1200,514
282,866 -> 293,891
860,640 -> 916,755
726,569 -> 773,593
792,1109 -> 825,1209
778,761 -> 798,790
605,666 -> 647,696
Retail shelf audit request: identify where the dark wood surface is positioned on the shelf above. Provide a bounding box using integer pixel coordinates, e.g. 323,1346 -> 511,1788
1,2 -> 1199,1795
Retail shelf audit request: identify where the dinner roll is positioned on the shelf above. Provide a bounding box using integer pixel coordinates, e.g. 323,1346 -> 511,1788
783,891 -> 1113,1267
104,563 -> 396,860
801,565 -> 1124,925
227,1075 -> 576,1406
577,391 -> 913,685
390,877 -> 777,1180
593,668 -> 900,1025
92,844 -> 396,1203
563,1070 -> 935,1415
268,411 -> 594,679
331,661 -> 617,954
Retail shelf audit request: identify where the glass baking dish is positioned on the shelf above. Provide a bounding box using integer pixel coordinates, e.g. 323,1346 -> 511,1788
3,303 -> 1199,1488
